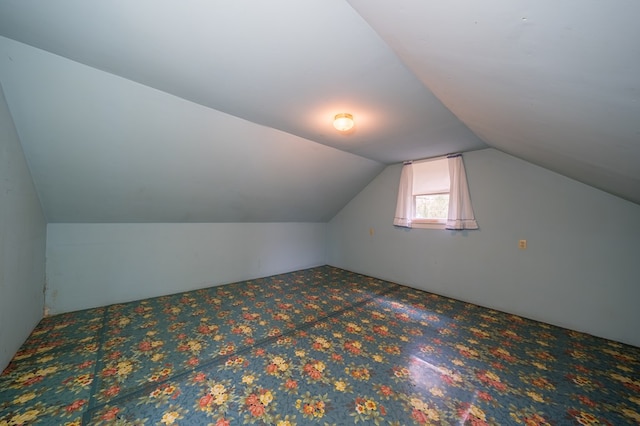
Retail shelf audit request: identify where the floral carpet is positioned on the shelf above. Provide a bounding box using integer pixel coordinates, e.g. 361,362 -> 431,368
1,266 -> 639,425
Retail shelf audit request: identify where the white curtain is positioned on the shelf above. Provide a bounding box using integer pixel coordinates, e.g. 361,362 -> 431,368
393,162 -> 413,228
446,154 -> 479,230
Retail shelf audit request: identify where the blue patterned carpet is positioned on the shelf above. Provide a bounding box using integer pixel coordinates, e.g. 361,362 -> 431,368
1,266 -> 639,425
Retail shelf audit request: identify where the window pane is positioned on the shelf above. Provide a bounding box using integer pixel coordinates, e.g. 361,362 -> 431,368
415,194 -> 449,220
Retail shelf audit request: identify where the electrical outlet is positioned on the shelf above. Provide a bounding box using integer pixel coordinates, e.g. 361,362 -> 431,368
369,227 -> 374,236
518,239 -> 527,250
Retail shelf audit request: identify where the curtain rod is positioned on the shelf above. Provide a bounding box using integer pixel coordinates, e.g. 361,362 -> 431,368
403,152 -> 461,165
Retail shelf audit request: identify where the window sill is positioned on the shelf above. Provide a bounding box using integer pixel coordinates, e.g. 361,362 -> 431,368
412,221 -> 446,230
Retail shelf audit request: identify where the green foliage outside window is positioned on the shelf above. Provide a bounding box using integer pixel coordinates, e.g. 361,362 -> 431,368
415,194 -> 449,220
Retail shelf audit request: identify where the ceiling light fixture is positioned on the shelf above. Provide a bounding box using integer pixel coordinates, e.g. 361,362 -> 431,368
333,113 -> 354,132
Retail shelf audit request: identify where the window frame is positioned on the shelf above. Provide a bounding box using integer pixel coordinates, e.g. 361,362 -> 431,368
412,192 -> 449,225
410,158 -> 450,229
412,195 -> 447,229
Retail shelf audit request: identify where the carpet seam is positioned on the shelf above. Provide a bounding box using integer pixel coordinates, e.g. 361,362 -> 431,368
82,305 -> 110,424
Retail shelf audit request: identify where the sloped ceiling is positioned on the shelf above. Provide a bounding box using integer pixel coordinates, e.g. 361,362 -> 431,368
348,0 -> 640,204
0,0 -> 638,224
0,37 -> 384,222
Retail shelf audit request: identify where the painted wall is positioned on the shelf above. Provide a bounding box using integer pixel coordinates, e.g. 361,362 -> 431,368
46,223 -> 327,314
0,83 -> 46,371
327,148 -> 640,347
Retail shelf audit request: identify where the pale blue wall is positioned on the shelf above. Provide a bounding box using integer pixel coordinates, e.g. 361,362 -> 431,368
0,84 -> 46,371
328,148 -> 640,347
46,223 -> 327,314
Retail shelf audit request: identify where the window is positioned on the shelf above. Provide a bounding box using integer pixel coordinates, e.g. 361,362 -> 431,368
411,158 -> 450,226
415,193 -> 449,221
393,154 -> 478,230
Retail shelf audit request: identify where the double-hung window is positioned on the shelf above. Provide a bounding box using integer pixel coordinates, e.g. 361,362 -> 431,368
411,158 -> 450,226
394,154 -> 478,230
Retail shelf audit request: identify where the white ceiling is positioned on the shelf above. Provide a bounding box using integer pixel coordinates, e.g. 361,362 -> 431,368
0,0 -> 638,223
349,0 -> 640,203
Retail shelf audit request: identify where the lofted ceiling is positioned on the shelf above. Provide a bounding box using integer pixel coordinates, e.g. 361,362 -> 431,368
0,0 -> 638,223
